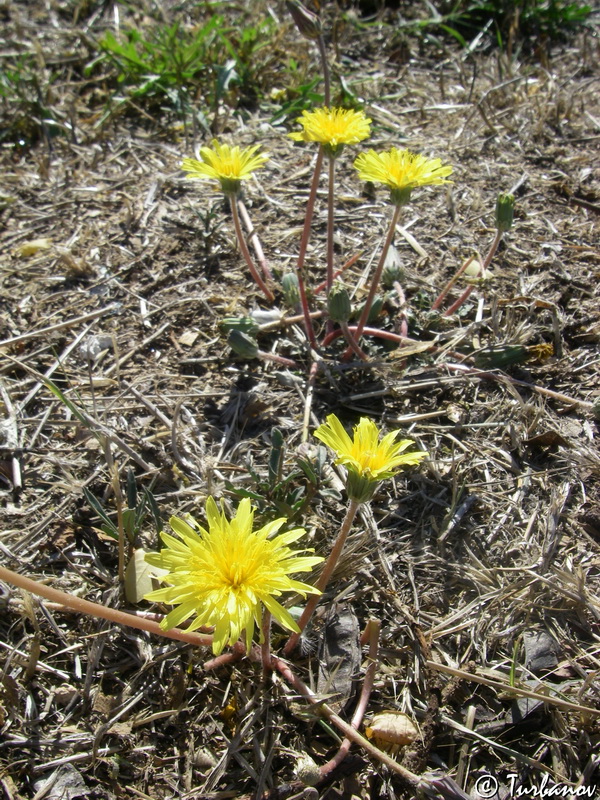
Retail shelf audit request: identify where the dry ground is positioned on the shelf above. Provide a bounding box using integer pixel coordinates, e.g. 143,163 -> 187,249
1,1 -> 600,798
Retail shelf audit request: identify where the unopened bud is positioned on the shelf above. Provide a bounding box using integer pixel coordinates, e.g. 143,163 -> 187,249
496,193 -> 514,232
286,0 -> 322,41
281,273 -> 300,307
228,330 -> 259,359
382,262 -> 403,289
356,295 -> 384,324
327,283 -> 352,323
220,316 -> 259,336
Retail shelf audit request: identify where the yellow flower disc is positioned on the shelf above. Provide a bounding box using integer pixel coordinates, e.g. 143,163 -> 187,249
145,497 -> 322,654
181,139 -> 268,195
314,414 -> 427,501
289,107 -> 371,156
354,148 -> 452,202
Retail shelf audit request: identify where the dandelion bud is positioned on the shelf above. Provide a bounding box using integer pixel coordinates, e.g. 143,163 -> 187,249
496,193 -> 515,232
228,330 -> 259,359
327,283 -> 352,323
357,295 -> 384,324
382,262 -> 404,289
281,272 -> 300,307
286,0 -> 322,41
220,316 -> 259,336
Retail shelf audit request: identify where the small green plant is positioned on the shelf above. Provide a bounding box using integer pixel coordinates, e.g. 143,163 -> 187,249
88,14 -> 277,125
84,468 -> 162,545
396,0 -> 592,49
270,58 -> 324,126
225,427 -> 325,522
0,56 -> 60,146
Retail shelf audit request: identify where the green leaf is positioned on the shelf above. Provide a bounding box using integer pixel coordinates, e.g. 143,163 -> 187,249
84,488 -> 118,536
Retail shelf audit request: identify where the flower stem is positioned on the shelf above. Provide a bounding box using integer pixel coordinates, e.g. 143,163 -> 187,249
322,325 -> 419,348
326,155 -> 336,297
442,230 -> 503,317
0,564 -> 213,648
430,254 -> 476,311
317,34 -> 331,106
230,196 -> 274,303
283,498 -> 360,656
319,618 -> 380,778
237,199 -> 273,281
269,652 -> 421,789
313,251 -> 363,295
339,321 -> 368,360
342,204 -> 402,359
295,147 -> 325,349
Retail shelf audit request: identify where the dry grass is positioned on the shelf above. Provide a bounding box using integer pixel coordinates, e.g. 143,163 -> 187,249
1,1 -> 599,798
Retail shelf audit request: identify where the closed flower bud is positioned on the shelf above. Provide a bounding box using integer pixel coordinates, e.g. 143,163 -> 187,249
220,316 -> 260,336
496,193 -> 515,232
327,283 -> 352,323
228,330 -> 259,359
382,262 -> 404,289
281,273 -> 300,308
356,295 -> 384,324
286,0 -> 322,41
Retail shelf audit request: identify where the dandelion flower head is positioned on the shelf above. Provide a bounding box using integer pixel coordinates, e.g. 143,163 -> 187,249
181,139 -> 268,196
145,497 -> 322,655
314,414 -> 427,502
289,107 -> 371,157
354,148 -> 452,205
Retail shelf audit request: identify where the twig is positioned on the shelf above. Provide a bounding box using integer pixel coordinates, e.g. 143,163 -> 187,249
0,304 -> 119,349
425,660 -> 600,718
0,565 -> 213,648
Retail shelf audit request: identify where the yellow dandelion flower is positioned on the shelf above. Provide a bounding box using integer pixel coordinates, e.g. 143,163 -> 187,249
314,414 -> 427,502
181,139 -> 268,196
354,148 -> 452,205
144,497 -> 322,655
289,107 -> 371,157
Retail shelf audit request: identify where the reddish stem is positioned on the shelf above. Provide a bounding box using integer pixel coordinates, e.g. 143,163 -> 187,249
430,254 -> 476,311
268,652 -> 421,788
340,322 -> 368,360
283,499 -> 360,656
313,251 -> 363,295
322,325 -> 418,348
0,565 -> 213,648
230,196 -> 274,302
442,230 -> 503,317
319,618 -> 381,777
295,147 -> 325,349
237,199 -> 273,281
342,204 -> 402,361
326,155 -> 336,297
